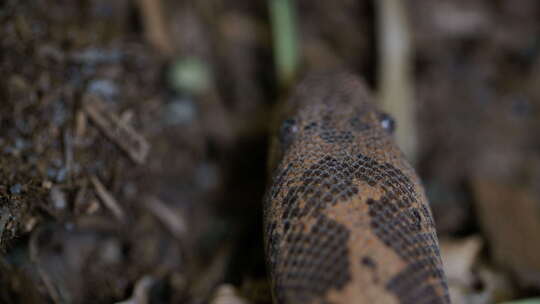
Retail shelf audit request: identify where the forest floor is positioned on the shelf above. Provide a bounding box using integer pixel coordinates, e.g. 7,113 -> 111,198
1,1 -> 540,303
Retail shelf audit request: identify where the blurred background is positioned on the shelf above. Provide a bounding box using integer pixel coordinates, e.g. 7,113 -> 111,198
1,0 -> 540,303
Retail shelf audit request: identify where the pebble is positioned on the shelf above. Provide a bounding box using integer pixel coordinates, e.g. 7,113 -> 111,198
9,184 -> 22,195
163,98 -> 197,125
87,79 -> 119,101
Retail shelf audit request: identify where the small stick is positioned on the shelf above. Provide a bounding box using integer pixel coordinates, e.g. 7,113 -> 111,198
29,229 -> 63,304
136,0 -> 174,56
142,196 -> 187,239
63,129 -> 73,182
90,175 -> 125,222
376,0 -> 418,163
83,94 -> 150,165
269,0 -> 300,90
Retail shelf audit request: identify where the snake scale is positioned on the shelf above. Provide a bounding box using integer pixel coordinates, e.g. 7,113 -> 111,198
264,72 -> 450,304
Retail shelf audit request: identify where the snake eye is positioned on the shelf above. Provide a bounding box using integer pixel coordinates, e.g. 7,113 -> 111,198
378,113 -> 395,133
279,118 -> 299,147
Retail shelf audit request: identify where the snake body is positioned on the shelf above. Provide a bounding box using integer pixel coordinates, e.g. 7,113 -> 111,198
264,72 -> 450,303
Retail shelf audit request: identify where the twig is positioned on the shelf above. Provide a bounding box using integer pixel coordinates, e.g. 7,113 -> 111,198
29,228 -> 63,304
75,110 -> 87,139
376,0 -> 418,163
63,129 -> 73,182
136,0 -> 174,56
90,175 -> 125,222
142,196 -> 187,239
269,0 -> 300,89
83,94 -> 150,165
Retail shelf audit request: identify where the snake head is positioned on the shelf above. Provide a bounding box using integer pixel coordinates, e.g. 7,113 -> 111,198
270,71 -> 399,172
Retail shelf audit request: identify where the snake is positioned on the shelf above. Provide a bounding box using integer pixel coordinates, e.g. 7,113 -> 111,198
263,71 -> 450,304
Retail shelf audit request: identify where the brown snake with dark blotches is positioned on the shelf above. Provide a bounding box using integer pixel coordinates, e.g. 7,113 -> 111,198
264,72 -> 450,303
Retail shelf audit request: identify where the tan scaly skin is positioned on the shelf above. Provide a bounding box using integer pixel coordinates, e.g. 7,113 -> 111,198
264,72 -> 450,304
